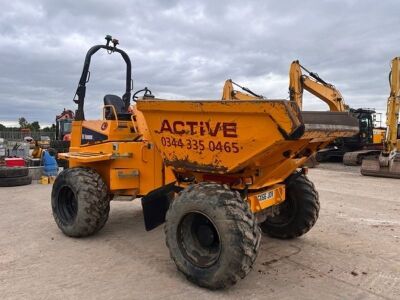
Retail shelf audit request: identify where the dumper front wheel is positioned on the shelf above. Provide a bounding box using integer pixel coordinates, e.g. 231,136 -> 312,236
260,174 -> 319,239
165,182 -> 261,289
51,167 -> 110,237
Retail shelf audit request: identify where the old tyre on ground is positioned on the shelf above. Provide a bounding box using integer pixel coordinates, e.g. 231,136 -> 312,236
165,182 -> 261,289
0,175 -> 32,187
51,167 -> 110,237
0,167 -> 29,178
260,174 -> 319,239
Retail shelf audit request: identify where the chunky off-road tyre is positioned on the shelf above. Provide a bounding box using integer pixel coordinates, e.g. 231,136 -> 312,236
51,167 -> 110,237
0,175 -> 32,187
0,167 -> 29,178
260,174 -> 319,239
165,182 -> 261,289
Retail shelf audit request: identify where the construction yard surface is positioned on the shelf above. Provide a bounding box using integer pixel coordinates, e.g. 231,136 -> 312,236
0,163 -> 399,300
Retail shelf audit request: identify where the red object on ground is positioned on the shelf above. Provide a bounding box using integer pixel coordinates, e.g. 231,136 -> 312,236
5,158 -> 25,167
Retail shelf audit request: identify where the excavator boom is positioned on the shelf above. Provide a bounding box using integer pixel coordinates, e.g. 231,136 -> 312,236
289,60 -> 347,112
221,79 -> 264,100
384,57 -> 400,154
222,61 -> 348,113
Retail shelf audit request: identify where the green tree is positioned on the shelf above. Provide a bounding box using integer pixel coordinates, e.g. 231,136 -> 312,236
30,121 -> 40,131
0,123 -> 5,131
42,125 -> 55,132
18,117 -> 28,128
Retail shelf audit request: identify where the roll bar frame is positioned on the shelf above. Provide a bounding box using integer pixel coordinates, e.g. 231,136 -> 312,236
73,36 -> 132,121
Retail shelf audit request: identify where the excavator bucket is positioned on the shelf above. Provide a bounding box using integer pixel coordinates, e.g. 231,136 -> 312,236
361,154 -> 400,179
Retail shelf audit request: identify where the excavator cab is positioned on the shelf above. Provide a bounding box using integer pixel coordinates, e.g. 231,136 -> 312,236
347,109 -> 375,147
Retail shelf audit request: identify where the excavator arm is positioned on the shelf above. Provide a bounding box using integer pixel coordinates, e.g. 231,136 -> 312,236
289,60 -> 347,112
384,57 -> 400,155
221,79 -> 264,100
222,61 -> 348,113
361,57 -> 400,178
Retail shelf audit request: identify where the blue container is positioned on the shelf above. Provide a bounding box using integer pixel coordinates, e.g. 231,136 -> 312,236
43,151 -> 58,176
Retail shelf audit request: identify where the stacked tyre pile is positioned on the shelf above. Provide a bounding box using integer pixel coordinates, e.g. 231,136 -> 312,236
0,167 -> 32,187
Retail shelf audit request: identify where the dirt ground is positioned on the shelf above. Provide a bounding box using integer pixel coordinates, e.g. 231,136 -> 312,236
0,163 -> 399,300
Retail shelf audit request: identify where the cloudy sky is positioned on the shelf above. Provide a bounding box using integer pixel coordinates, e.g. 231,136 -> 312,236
0,0 -> 399,127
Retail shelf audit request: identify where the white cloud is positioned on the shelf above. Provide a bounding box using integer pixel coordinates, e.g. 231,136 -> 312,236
0,0 -> 398,125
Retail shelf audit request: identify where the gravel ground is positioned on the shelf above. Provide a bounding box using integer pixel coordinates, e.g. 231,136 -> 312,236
0,163 -> 399,300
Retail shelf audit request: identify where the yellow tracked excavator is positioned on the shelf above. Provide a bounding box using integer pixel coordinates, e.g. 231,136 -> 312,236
288,60 -> 348,112
361,57 -> 400,178
222,60 -> 348,112
223,61 -> 397,168
222,60 -> 351,169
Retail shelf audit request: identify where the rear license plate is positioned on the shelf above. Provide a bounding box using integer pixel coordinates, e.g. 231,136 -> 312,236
256,190 -> 274,202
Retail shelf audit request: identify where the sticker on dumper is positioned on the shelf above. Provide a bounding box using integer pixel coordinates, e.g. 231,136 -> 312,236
257,190 -> 274,202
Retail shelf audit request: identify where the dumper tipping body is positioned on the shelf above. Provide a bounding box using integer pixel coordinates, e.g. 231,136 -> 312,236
137,99 -> 358,191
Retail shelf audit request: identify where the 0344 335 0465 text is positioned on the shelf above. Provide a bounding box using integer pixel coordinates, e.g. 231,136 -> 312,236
156,119 -> 241,153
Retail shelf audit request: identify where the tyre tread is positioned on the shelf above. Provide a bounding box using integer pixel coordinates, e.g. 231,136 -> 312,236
165,182 -> 261,289
261,174 -> 319,239
51,167 -> 109,237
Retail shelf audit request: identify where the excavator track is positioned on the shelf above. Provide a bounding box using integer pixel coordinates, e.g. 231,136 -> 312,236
342,150 -> 381,166
361,153 -> 400,178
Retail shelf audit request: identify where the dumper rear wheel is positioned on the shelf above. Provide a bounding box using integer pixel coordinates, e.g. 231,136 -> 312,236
165,182 -> 261,289
51,167 -> 110,237
260,174 -> 319,239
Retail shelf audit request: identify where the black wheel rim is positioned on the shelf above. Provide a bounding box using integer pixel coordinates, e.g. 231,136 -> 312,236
57,186 -> 78,225
177,211 -> 221,268
267,195 -> 297,227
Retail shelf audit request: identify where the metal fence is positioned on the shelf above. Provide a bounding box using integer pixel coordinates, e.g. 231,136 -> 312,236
0,130 -> 56,141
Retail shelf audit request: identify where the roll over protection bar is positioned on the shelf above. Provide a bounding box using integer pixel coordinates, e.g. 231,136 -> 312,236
73,35 -> 132,121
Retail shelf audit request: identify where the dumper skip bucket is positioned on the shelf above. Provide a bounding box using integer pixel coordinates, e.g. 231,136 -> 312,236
137,99 -> 358,174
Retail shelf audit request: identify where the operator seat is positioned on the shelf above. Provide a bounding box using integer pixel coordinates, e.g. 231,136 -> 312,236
103,94 -> 132,120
